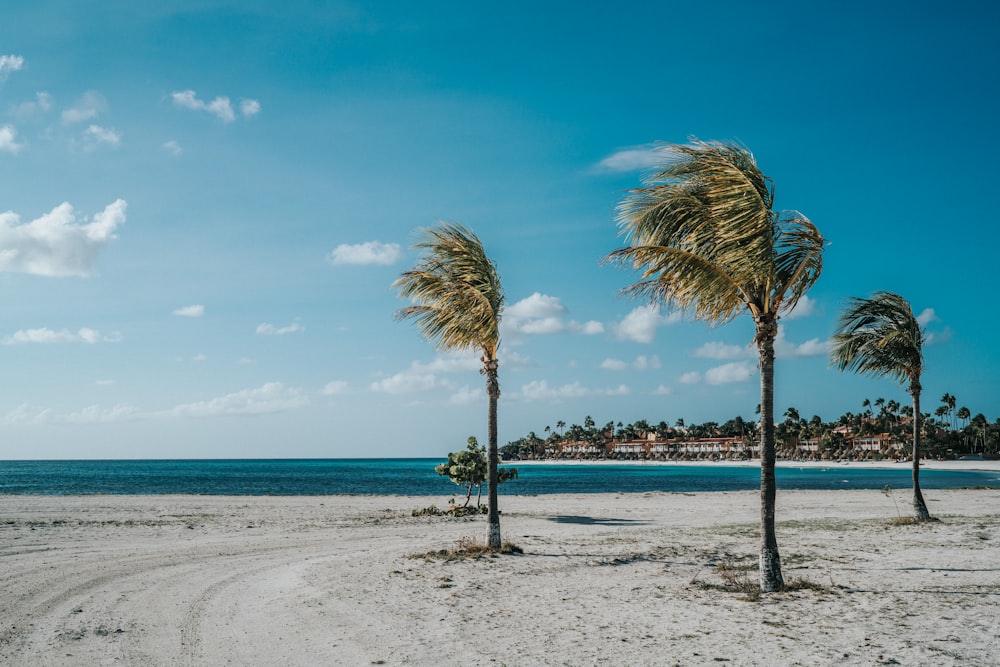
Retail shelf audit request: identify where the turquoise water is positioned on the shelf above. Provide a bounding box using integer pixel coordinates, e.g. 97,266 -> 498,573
1,459 -> 997,495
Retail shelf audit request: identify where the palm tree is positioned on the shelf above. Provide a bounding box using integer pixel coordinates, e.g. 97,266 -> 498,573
830,291 -> 932,520
607,139 -> 824,592
394,223 -> 506,548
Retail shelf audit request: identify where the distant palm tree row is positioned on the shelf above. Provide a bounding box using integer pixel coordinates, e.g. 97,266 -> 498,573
501,395 -> 1000,460
394,138 -> 949,592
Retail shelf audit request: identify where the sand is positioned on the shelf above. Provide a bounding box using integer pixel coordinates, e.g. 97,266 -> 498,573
1,488 -> 999,666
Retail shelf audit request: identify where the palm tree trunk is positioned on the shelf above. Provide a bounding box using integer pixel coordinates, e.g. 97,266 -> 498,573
910,385 -> 931,520
756,317 -> 784,592
485,359 -> 501,549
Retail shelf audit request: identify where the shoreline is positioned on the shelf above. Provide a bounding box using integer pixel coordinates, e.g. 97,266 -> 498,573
508,457 -> 1000,473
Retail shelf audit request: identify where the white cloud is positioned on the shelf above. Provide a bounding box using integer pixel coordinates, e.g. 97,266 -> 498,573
163,140 -> 182,156
916,308 -> 938,327
514,380 -> 630,401
704,361 -> 755,385
595,143 -> 661,173
652,384 -> 672,395
0,199 -> 126,277
449,385 -> 483,405
780,294 -> 817,320
572,320 -> 605,335
171,90 -> 250,123
2,327 -> 121,345
613,305 -> 681,343
774,327 -> 830,358
61,91 -> 106,124
679,371 -> 701,384
327,241 -> 401,266
1,403 -> 54,425
168,382 -> 309,417
370,370 -> 442,395
240,98 -> 261,117
601,358 -> 629,371
9,91 -> 52,118
82,124 -> 120,150
256,322 -> 304,335
173,304 -> 205,317
505,293 -> 604,339
601,355 -> 660,371
322,380 -> 350,396
0,55 -> 24,83
694,341 -> 752,360
0,125 -> 24,154
64,403 -> 140,424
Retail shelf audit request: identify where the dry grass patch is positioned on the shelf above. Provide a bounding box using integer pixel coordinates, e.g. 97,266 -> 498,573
411,536 -> 523,561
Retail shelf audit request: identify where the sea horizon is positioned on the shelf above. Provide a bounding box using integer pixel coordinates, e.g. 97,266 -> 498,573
2,458 -> 998,496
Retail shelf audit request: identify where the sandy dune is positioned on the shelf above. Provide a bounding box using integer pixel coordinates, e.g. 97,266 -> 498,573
2,489 -> 999,666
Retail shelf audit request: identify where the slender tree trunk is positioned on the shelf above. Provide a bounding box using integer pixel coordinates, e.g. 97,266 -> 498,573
910,384 -> 931,520
756,317 -> 784,592
484,357 -> 501,549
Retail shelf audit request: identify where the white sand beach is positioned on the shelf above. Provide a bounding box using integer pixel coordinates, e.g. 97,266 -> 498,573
2,488 -> 999,666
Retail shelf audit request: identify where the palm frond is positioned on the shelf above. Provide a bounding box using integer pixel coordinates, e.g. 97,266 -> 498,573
608,139 -> 821,323
393,223 -> 504,357
830,292 -> 922,388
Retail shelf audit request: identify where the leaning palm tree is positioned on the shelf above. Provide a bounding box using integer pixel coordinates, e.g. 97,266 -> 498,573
607,139 -> 824,592
393,223 -> 506,548
830,291 -> 932,520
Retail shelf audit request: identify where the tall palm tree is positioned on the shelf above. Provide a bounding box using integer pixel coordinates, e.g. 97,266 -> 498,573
394,223 -> 506,548
607,139 -> 824,592
830,291 -> 932,520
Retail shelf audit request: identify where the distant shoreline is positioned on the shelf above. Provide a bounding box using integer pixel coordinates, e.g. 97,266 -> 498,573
508,457 -> 1000,474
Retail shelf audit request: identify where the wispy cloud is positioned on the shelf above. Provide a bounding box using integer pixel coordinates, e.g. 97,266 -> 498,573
780,294 -> 818,320
612,305 -> 681,343
9,91 -> 52,118
600,354 -> 661,371
172,90 -> 259,123
326,240 -> 401,266
513,380 -> 630,401
163,140 -> 182,156
595,143 -> 661,173
322,380 -> 350,396
61,91 -> 106,124
916,307 -> 938,327
239,98 -> 261,117
680,361 -> 756,386
0,54 -> 24,83
81,124 -> 120,150
0,125 -> 24,154
256,322 -> 304,335
173,304 -> 205,318
1,327 -> 122,345
0,199 -> 126,277
166,382 -> 308,418
693,341 -> 753,360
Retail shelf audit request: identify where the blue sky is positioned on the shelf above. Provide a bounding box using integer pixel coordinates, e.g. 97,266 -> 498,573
1,1 -> 997,459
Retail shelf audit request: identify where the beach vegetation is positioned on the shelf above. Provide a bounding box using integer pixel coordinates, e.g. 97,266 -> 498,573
435,436 -> 518,508
394,224 -> 507,549
831,291 -> 933,520
606,139 -> 825,591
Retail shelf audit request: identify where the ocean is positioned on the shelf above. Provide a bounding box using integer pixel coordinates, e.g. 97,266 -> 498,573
1,459 -> 997,496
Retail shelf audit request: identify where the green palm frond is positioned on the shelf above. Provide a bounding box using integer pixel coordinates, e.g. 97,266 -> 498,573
606,139 -> 823,323
830,291 -> 923,388
393,223 -> 504,358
